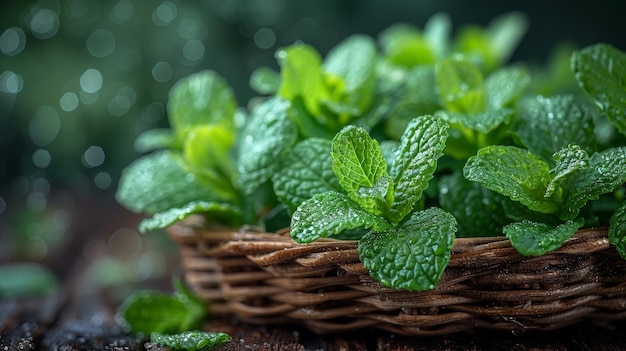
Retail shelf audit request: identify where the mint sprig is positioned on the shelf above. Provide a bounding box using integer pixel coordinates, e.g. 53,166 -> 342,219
117,278 -> 206,335
464,142 -> 626,255
571,43 -> 626,137
291,115 -> 457,291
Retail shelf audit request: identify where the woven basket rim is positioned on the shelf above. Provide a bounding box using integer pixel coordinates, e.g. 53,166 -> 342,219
166,215 -> 625,336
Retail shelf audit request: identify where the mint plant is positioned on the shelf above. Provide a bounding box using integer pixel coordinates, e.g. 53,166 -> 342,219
290,115 -> 457,291
115,12 -> 626,296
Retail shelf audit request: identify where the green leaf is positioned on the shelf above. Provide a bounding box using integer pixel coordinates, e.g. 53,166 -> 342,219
485,66 -> 531,109
384,66 -> 440,139
439,171 -> 510,237
184,125 -> 235,181
151,331 -> 230,351
323,34 -> 377,116
168,71 -> 236,141
138,201 -> 242,233
0,263 -> 58,297
116,151 -> 234,215
609,200 -> 626,259
463,146 -> 559,213
435,108 -> 514,134
564,147 -> 626,218
272,139 -> 341,214
134,129 -> 175,153
290,191 -> 392,244
359,207 -> 456,291
331,125 -> 393,216
118,288 -> 206,335
237,98 -> 298,195
571,43 -> 626,136
515,95 -> 596,164
435,57 -> 487,114
503,219 -> 583,256
454,12 -> 528,72
423,12 -> 451,60
545,145 -> 589,198
378,23 -> 435,67
278,44 -> 328,116
389,115 -> 448,223
250,66 -> 280,95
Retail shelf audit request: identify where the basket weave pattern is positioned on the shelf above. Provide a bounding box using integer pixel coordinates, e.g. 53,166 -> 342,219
168,217 -> 626,336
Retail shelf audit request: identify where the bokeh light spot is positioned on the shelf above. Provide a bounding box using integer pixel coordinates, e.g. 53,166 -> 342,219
83,145 -> 105,167
26,192 -> 47,212
182,39 -> 204,62
152,61 -> 173,83
29,106 -> 61,146
32,149 -> 52,168
80,69 -> 103,93
111,0 -> 134,23
65,0 -> 89,18
0,27 -> 26,56
153,1 -> 177,26
107,86 -> 136,116
33,178 -> 50,195
60,92 -> 79,111
30,8 -> 60,40
140,102 -> 165,123
254,28 -> 276,49
94,172 -> 112,189
86,29 -> 116,58
0,71 -> 23,94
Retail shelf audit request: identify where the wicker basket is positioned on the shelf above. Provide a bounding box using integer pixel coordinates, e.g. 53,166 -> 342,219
167,215 -> 626,336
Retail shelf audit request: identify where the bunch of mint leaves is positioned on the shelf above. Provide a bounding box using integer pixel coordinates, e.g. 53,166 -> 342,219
115,11 -> 626,296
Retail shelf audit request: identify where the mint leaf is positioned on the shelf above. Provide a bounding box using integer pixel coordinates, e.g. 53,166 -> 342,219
516,95 -> 596,164
118,285 -> 206,335
545,145 -> 589,198
323,34 -> 377,117
609,200 -> 626,259
378,23 -> 435,67
563,147 -> 626,218
0,263 -> 58,297
116,151 -> 233,215
237,98 -> 298,195
389,115 -> 448,223
439,171 -> 510,237
138,201 -> 242,233
278,44 -> 328,116
331,125 -> 393,216
463,146 -> 559,213
503,219 -> 583,256
454,12 -> 528,72
571,43 -> 626,136
250,66 -> 280,95
435,57 -> 487,114
134,129 -> 175,153
290,191 -> 392,244
359,207 -> 456,291
184,125 -> 235,181
384,66 -> 440,139
435,108 -> 514,134
272,138 -> 341,214
485,66 -> 531,109
168,71 -> 236,141
151,331 -> 230,351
